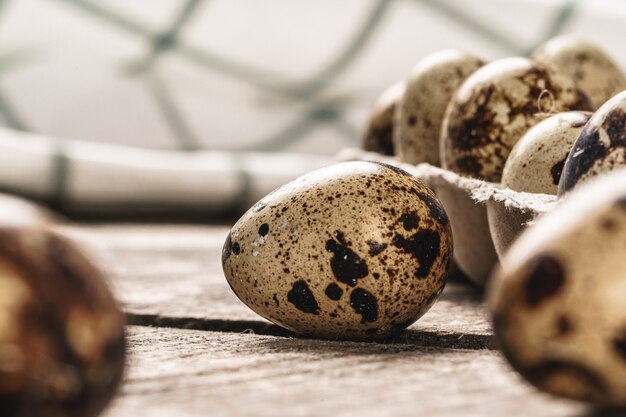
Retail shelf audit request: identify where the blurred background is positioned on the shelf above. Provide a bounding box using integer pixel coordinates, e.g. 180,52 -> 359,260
0,0 -> 625,217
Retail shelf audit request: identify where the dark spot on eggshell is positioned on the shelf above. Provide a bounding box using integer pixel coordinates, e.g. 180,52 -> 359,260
522,359 -> 608,402
350,288 -> 378,323
555,315 -> 573,336
398,211 -> 420,231
612,329 -> 626,362
326,231 -> 368,287
231,241 -> 241,255
447,84 -> 498,153
601,218 -> 618,231
221,232 -> 232,266
407,115 -> 417,126
454,156 -> 483,178
559,107 -> 626,194
392,229 -> 441,279
370,161 -> 413,177
258,223 -> 269,236
559,128 -> 606,194
525,254 -> 566,307
287,280 -> 320,315
324,283 -> 343,301
550,158 -> 566,185
366,240 -> 388,256
416,192 -> 449,226
603,107 -> 626,145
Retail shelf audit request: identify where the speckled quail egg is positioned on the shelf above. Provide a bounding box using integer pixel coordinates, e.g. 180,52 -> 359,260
394,50 -> 485,166
440,57 -> 592,182
533,36 -> 626,110
0,227 -> 125,417
222,161 -> 453,340
502,111 -> 591,194
488,168 -> 626,406
559,90 -> 626,195
362,81 -> 405,156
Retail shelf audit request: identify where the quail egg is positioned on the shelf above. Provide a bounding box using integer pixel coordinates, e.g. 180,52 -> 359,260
362,81 -> 405,156
394,50 -> 485,165
502,111 -> 591,194
533,36 -> 626,109
222,161 -> 453,340
441,57 -> 592,181
559,90 -> 626,195
489,168 -> 626,405
0,227 -> 125,417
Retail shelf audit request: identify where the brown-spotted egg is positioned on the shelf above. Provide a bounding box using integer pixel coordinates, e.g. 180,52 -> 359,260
362,81 -> 405,156
502,111 -> 591,194
533,36 -> 626,110
559,90 -> 626,195
394,50 -> 485,165
440,57 -> 592,182
222,161 -> 453,340
0,226 -> 125,417
489,168 -> 626,406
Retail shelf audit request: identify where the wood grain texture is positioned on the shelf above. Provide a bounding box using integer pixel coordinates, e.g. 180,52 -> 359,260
101,326 -> 588,417
54,224 -> 619,416
59,225 -> 492,339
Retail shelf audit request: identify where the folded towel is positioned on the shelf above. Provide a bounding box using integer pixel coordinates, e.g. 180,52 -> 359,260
0,127 -> 333,216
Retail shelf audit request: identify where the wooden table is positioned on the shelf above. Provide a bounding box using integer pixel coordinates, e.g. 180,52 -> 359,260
59,224 -> 598,417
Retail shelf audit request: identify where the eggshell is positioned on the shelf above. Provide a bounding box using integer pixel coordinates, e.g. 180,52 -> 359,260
0,193 -> 61,227
0,227 -> 125,417
559,91 -> 626,195
533,36 -> 626,109
502,111 -> 592,194
362,81 -> 405,156
394,50 -> 485,165
441,57 -> 592,182
488,168 -> 626,406
222,161 -> 453,340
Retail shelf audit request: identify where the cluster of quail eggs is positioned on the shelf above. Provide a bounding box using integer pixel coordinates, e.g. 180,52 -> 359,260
362,34 -> 626,407
364,35 -> 626,191
225,34 -> 626,407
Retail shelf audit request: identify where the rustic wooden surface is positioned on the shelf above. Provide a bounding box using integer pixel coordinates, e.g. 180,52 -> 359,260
56,225 -> 604,417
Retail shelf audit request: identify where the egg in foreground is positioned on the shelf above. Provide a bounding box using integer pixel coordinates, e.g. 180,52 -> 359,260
0,227 -> 125,417
489,169 -> 626,405
222,161 -> 453,340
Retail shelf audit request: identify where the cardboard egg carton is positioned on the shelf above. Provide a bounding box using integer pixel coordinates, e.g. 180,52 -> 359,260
338,148 -> 556,286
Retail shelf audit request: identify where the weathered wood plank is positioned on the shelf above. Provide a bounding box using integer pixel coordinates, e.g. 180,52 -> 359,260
60,225 -> 492,338
102,326 -> 585,417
